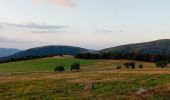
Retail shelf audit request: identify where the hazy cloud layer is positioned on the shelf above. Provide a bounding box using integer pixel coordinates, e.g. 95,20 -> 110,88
30,30 -> 67,33
95,29 -> 113,34
0,22 -> 68,30
33,0 -> 75,7
0,22 -> 68,34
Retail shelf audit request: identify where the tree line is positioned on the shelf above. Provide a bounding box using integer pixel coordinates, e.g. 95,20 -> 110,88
117,61 -> 167,69
75,52 -> 170,62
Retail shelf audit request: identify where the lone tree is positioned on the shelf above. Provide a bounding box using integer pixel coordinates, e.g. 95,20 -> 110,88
71,62 -> 80,72
54,65 -> 65,72
155,61 -> 168,68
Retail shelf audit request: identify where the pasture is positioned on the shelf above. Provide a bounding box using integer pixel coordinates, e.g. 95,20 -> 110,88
0,56 -> 98,72
0,56 -> 170,99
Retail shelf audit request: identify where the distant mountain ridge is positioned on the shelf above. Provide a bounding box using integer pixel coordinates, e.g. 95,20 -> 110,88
0,45 -> 91,62
0,48 -> 21,57
1,39 -> 170,63
99,39 -> 170,55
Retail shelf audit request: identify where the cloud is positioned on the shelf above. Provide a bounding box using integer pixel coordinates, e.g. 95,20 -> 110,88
0,22 -> 68,30
30,30 -> 66,33
95,29 -> 113,34
0,22 -> 69,34
33,0 -> 75,7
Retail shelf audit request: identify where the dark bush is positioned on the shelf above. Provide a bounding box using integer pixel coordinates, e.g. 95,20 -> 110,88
59,54 -> 63,57
116,65 -> 121,69
54,65 -> 65,72
123,63 -> 130,69
139,64 -> 143,69
71,62 -> 80,72
123,62 -> 136,69
155,61 -> 168,68
131,62 -> 136,69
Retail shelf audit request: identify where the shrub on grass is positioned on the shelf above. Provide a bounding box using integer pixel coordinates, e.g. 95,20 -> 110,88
71,62 -> 80,72
59,54 -> 63,57
54,65 -> 65,72
155,61 -> 168,68
139,64 -> 143,69
131,62 -> 136,69
116,65 -> 121,69
123,62 -> 136,69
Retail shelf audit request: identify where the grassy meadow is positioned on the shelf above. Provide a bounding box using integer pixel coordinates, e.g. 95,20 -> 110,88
0,56 -> 170,99
0,56 -> 99,72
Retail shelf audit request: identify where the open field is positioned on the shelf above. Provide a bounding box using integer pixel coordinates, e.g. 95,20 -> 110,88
0,56 -> 99,72
0,56 -> 170,99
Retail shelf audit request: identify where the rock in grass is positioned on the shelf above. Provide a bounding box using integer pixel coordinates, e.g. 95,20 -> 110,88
136,88 -> 147,95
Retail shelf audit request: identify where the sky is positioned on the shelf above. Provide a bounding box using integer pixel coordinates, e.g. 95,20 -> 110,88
0,0 -> 170,50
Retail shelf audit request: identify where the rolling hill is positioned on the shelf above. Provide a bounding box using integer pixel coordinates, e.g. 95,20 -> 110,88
99,39 -> 170,55
0,56 -> 98,72
0,45 -> 91,62
0,48 -> 21,57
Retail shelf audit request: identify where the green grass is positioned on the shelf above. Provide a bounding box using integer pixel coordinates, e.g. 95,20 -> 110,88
0,56 -> 99,72
1,73 -> 170,99
0,56 -> 170,99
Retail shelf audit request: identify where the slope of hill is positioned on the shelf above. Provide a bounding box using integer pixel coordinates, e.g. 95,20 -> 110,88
0,56 -> 98,72
0,48 -> 21,57
0,45 -> 91,62
0,56 -> 170,99
99,39 -> 170,55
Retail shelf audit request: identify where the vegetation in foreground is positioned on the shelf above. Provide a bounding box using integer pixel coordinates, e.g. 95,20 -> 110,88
0,56 -> 170,99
